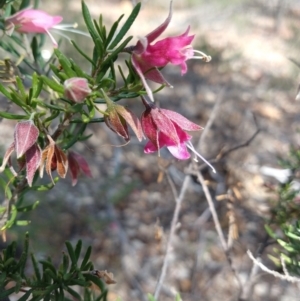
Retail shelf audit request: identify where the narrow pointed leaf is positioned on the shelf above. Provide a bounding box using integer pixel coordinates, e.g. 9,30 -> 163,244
109,2 -> 141,49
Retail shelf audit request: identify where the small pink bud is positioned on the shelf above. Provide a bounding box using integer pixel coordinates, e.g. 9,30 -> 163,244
64,77 -> 91,103
14,120 -> 39,159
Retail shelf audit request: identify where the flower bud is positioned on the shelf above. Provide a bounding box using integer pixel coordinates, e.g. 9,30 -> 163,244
64,77 -> 91,103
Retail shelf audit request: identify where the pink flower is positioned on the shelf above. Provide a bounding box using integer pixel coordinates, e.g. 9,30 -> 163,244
0,120 -> 41,186
141,98 -> 215,172
64,77 -> 92,103
131,2 -> 211,101
5,8 -> 63,47
68,151 -> 92,186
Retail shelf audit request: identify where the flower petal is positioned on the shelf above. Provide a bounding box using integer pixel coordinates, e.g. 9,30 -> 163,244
25,144 -> 41,187
167,143 -> 190,160
160,109 -> 202,131
14,120 -> 39,158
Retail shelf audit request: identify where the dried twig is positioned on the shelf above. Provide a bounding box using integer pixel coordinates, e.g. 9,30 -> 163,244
247,250 -> 300,283
196,170 -> 243,296
154,173 -> 192,299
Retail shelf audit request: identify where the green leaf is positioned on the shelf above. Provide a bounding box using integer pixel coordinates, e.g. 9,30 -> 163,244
54,49 -> 77,78
9,89 -> 27,107
31,72 -> 44,98
19,0 -> 30,10
31,36 -> 40,63
15,76 -> 26,100
62,252 -> 69,273
18,289 -> 33,301
109,2 -> 141,49
0,177 -> 12,199
0,82 -> 11,98
65,241 -> 77,266
1,204 -> 17,230
264,224 -> 277,239
40,260 -> 57,277
0,111 -> 28,120
64,286 -> 81,300
82,0 -> 103,53
84,273 -> 105,292
31,179 -> 58,191
71,40 -> 95,66
37,101 -> 66,112
74,240 -> 82,262
41,76 -> 64,94
97,36 -> 132,81
16,220 -> 31,226
80,246 -> 92,270
105,15 -> 124,48
31,253 -> 42,281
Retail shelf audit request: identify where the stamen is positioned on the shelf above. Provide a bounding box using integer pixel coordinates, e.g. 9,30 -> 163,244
186,141 -> 216,173
192,49 -> 211,62
52,28 -> 91,38
54,23 -> 78,29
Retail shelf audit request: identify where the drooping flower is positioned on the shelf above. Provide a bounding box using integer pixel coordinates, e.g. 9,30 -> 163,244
102,90 -> 143,142
141,97 -> 215,172
130,1 -> 211,101
0,120 -> 41,186
40,135 -> 68,184
68,151 -> 92,186
5,8 -> 63,47
64,77 -> 92,103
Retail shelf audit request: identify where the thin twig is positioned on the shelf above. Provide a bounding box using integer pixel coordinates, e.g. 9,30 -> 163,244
196,171 -> 227,250
154,173 -> 192,300
247,250 -> 300,283
198,87 -> 225,151
196,170 -> 243,296
240,234 -> 270,300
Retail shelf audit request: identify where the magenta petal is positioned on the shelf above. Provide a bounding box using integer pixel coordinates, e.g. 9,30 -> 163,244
144,140 -> 159,154
146,1 -> 172,43
132,55 -> 155,102
167,143 -> 190,160
14,121 -> 39,158
25,144 -> 41,187
160,109 -> 202,131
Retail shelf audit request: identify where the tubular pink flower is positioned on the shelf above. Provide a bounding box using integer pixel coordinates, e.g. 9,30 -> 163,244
141,98 -> 215,172
5,8 -> 63,47
131,1 -> 211,101
141,97 -> 201,160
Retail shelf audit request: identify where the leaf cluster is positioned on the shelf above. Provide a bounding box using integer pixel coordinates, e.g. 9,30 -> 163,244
0,233 -> 107,301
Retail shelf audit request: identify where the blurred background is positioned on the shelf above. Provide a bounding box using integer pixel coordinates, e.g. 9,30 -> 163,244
3,0 -> 300,300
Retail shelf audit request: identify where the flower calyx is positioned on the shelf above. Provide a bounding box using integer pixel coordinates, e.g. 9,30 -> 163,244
103,90 -> 143,142
40,135 -> 68,184
0,120 -> 41,187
